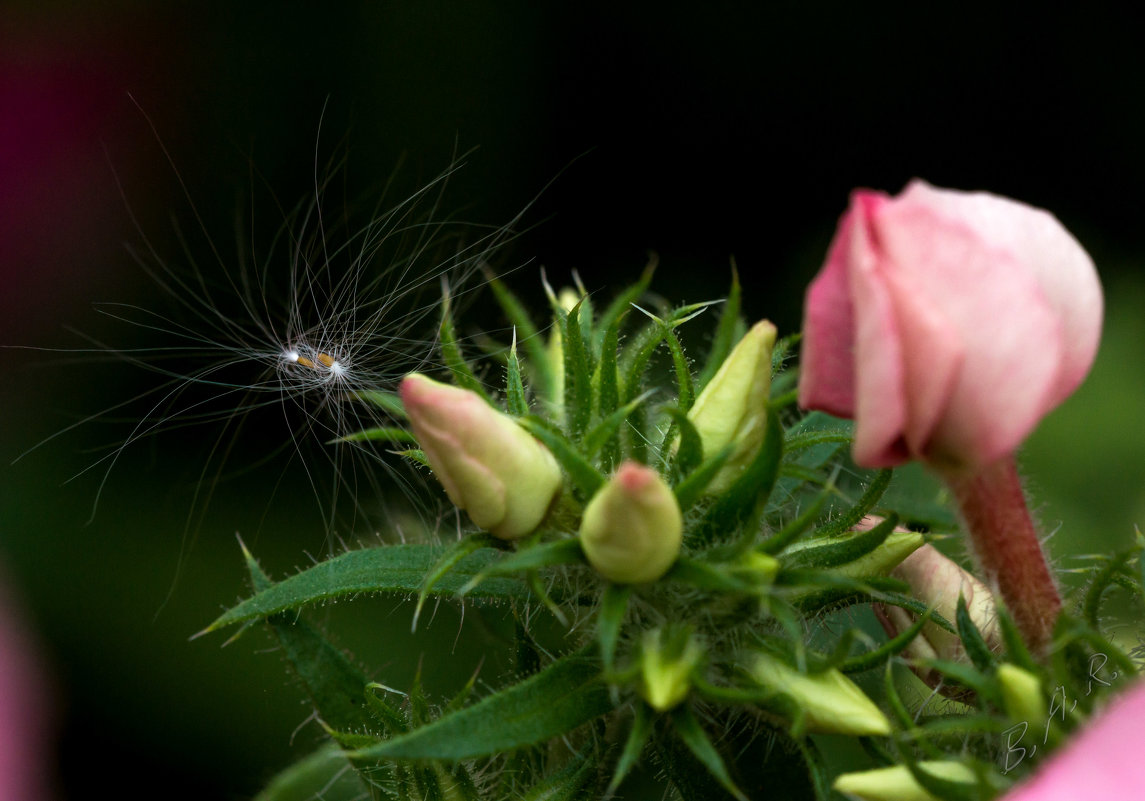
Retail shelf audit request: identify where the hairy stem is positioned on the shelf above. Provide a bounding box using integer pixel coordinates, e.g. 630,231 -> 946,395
942,456 -> 1060,656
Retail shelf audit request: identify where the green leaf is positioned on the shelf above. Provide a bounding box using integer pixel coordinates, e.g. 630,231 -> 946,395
334,426 -> 417,445
488,274 -> 556,402
252,743 -> 368,801
695,264 -> 742,393
519,416 -> 606,498
671,706 -> 747,801
202,545 -> 527,633
440,287 -> 487,397
350,649 -> 611,761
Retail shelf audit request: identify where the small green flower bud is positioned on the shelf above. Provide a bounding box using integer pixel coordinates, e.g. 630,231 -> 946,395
833,761 -> 977,801
639,627 -> 704,711
400,373 -> 562,539
547,287 -> 581,405
579,461 -> 683,584
997,662 -> 1046,730
750,652 -> 891,736
686,319 -> 777,492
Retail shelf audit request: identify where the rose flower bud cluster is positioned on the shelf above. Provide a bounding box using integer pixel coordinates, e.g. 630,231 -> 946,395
799,180 -> 1103,654
400,373 -> 562,540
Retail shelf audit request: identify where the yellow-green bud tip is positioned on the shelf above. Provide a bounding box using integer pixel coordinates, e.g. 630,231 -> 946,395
750,652 -> 891,736
833,762 -> 977,801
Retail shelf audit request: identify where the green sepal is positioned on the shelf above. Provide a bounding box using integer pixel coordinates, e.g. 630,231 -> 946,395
606,702 -> 653,794
348,648 -> 611,761
759,489 -> 830,555
333,426 -> 418,445
841,611 -> 931,674
597,583 -> 631,671
440,287 -> 487,398
664,326 -> 695,412
783,513 -> 900,570
562,301 -> 593,439
414,533 -> 503,630
459,537 -> 586,596
505,335 -> 529,417
673,443 -> 733,513
956,595 -> 998,673
697,406 -> 784,543
581,392 -> 652,461
810,468 -> 894,540
592,254 -> 655,356
663,406 -> 704,480
354,389 -> 407,419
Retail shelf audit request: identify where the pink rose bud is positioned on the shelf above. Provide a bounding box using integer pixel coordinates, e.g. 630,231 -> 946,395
579,461 -> 683,584
400,373 -> 562,539
875,543 -> 1000,691
799,179 -> 1102,472
1001,680 -> 1145,801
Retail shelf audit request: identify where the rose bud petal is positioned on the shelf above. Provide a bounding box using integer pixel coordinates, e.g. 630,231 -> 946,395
874,543 -> 1000,691
579,461 -> 683,584
400,373 -> 562,539
686,319 -> 777,492
799,180 -> 1102,472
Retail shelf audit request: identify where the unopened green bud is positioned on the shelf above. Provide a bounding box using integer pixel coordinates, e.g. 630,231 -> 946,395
686,319 -> 777,493
750,652 -> 891,736
997,662 -> 1046,730
639,627 -> 704,711
580,461 -> 683,584
400,373 -> 562,539
833,761 -> 977,801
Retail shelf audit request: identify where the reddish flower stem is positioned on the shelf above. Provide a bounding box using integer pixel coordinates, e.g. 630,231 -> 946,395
942,456 -> 1060,656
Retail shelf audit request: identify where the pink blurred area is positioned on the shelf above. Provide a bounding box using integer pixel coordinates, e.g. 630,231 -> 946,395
0,569 -> 54,801
0,6 -> 183,344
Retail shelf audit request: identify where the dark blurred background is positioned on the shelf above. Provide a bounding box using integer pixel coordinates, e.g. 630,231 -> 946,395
3,2 -> 1144,798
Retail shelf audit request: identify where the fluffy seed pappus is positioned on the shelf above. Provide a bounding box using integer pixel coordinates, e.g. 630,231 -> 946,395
15,127 -> 542,552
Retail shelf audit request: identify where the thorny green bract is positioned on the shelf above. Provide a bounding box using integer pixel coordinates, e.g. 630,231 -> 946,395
207,268 -> 1145,801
